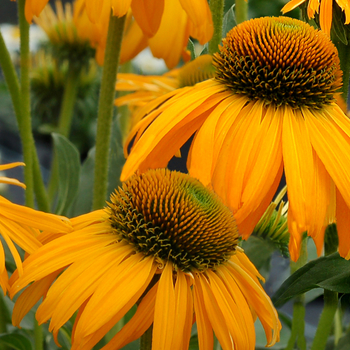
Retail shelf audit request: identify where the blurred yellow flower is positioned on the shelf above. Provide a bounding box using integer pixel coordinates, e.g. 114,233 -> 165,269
119,0 -> 213,68
10,169 -> 280,349
282,0 -> 350,36
24,0 -> 213,68
34,1 -> 103,64
121,17 -> 350,262
115,54 -> 215,137
0,163 -> 72,293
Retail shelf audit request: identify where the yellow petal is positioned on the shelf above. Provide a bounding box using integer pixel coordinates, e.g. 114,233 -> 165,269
319,0 -> 333,35
304,107 -> 350,209
196,274 -> 234,349
336,189 -> 350,259
120,19 -> 148,64
38,243 -> 133,330
102,282 -> 158,349
152,262 -> 176,350
170,270 -> 192,350
193,274 -> 214,350
188,94 -> 246,186
282,107 -> 314,231
281,0 -> 306,14
131,0 -> 164,37
148,0 -> 188,68
74,254 -> 156,338
12,271 -> 61,327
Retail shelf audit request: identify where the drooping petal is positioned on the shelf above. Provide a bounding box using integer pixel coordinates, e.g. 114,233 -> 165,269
195,274 -> 234,349
188,94 -> 247,186
101,282 -> 158,349
37,243 -> 133,330
319,0 -> 333,35
282,107 -> 314,233
336,189 -> 350,259
170,270 -> 192,350
148,0 -> 188,68
281,0 -> 306,14
12,271 -> 61,327
131,0 -> 164,37
152,262 -> 176,349
193,274 -> 214,350
180,0 -> 213,44
121,81 -> 226,180
305,107 -> 350,209
74,254 -> 156,339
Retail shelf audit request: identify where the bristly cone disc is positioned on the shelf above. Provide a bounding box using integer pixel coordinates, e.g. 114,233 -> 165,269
213,16 -> 342,109
107,169 -> 239,272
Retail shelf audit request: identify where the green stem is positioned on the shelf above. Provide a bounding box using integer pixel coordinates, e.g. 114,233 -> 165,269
285,236 -> 308,350
140,325 -> 153,350
34,318 -> 43,350
57,66 -> 80,137
17,0 -> 35,208
284,297 -> 307,350
32,151 -> 50,212
333,39 -> 350,105
0,31 -> 22,121
92,13 -> 126,210
208,0 -> 224,55
47,65 -> 80,201
310,290 -> 338,350
334,308 -> 342,345
0,294 -> 8,348
310,224 -> 339,350
235,0 -> 248,24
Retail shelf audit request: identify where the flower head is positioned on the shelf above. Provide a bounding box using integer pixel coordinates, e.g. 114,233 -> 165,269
34,1 -> 97,66
121,17 -> 350,261
0,163 -> 72,294
282,0 -> 350,36
10,169 -> 280,349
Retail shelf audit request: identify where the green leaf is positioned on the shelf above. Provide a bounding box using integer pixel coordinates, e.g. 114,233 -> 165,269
0,334 -> 32,350
69,147 -> 95,217
240,235 -> 276,277
331,4 -> 348,45
222,4 -> 236,38
272,253 -> 350,307
335,328 -> 350,350
107,119 -> 125,199
187,39 -> 196,60
52,133 -> 81,215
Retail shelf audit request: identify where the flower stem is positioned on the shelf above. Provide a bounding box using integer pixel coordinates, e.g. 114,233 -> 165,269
0,31 -> 22,121
47,64 -> 80,202
34,318 -> 44,350
92,13 -> 126,210
17,0 -> 35,208
208,0 -> 224,55
140,325 -> 153,350
285,236 -> 308,350
310,290 -> 338,350
310,224 -> 339,350
32,151 -> 50,212
235,0 -> 248,24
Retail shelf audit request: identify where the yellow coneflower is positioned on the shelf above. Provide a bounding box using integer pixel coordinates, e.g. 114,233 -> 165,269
119,0 -> 213,68
115,54 -> 215,136
0,163 -> 72,294
282,0 -> 350,36
23,0 -> 213,68
10,169 -> 280,349
121,17 -> 350,262
34,1 -> 99,65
